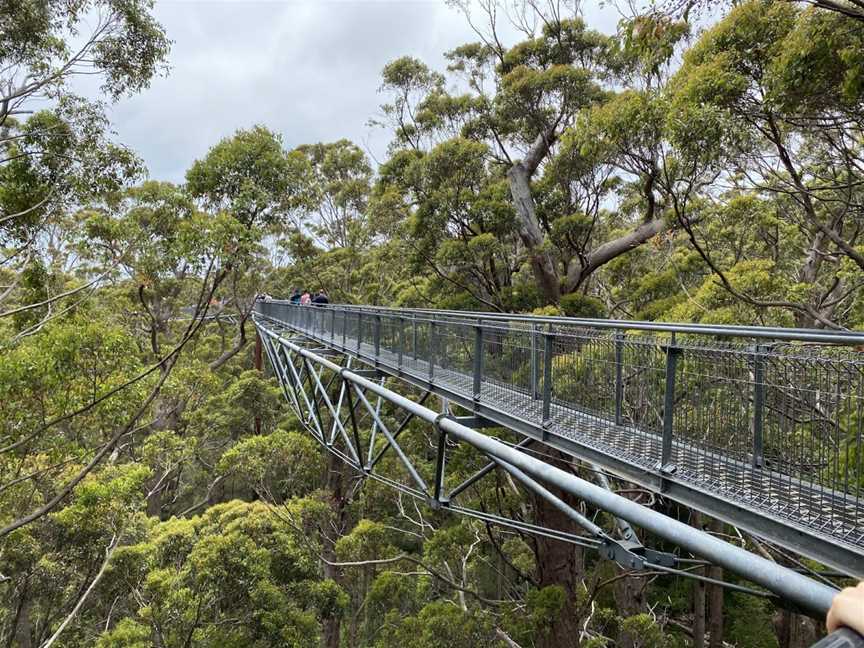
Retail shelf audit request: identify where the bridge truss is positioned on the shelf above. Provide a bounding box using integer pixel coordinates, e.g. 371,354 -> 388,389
253,302 -> 864,618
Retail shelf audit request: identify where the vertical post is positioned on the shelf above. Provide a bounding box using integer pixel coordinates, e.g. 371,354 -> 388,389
357,311 -> 362,353
433,420 -> 448,505
412,314 -> 418,363
661,333 -> 680,470
614,332 -> 624,426
429,320 -> 437,382
254,329 -> 263,435
531,323 -> 539,400
342,310 -> 347,349
752,344 -> 766,468
542,325 -> 554,439
331,308 -> 336,342
397,316 -> 404,370
473,320 -> 483,403
373,314 -> 381,367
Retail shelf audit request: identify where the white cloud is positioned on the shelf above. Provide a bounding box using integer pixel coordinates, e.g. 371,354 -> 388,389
92,0 -> 619,182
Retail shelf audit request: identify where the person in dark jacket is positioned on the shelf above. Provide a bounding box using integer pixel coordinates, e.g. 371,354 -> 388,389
311,290 -> 329,306
289,289 -> 302,304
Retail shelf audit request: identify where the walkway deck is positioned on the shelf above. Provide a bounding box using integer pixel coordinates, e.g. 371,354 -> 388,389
256,302 -> 864,575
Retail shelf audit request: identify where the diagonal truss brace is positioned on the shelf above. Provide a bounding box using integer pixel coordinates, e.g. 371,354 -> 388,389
260,323 -> 660,568
255,317 -> 838,618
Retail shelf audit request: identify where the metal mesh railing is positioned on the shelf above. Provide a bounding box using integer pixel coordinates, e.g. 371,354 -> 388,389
255,301 -> 864,551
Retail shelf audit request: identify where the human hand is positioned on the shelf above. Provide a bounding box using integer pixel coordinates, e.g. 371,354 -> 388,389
827,582 -> 864,635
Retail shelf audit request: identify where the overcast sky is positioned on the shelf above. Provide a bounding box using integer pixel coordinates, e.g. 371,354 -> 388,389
93,0 -> 620,183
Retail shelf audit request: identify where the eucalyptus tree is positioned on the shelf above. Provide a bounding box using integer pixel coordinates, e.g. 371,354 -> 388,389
373,3 -> 704,313
292,140 -> 374,250
0,0 -> 170,323
663,0 -> 864,328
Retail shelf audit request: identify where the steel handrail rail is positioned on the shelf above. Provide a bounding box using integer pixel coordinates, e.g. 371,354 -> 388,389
267,300 -> 864,345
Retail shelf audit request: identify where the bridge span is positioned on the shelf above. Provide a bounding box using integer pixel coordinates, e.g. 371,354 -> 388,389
253,301 -> 864,616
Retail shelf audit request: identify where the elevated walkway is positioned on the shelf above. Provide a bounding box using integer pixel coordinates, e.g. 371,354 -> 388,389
255,301 -> 864,576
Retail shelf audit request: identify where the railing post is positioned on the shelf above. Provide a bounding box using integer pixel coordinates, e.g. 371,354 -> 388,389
412,314 -> 418,363
614,332 -> 624,426
473,319 -> 483,403
661,333 -> 680,472
429,320 -> 436,382
357,311 -> 363,354
342,311 -> 347,349
397,316 -> 404,370
542,325 -> 554,439
374,314 -> 381,367
331,308 -> 336,342
752,344 -> 766,468
531,323 -> 540,400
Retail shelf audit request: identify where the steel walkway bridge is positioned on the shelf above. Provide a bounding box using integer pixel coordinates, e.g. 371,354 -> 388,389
253,301 -> 864,622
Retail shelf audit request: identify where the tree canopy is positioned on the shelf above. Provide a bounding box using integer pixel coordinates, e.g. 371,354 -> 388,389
1,1 -> 862,647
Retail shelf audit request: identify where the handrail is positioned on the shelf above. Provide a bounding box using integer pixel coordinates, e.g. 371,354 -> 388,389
255,311 -> 849,623
265,300 -> 864,345
256,300 -> 864,576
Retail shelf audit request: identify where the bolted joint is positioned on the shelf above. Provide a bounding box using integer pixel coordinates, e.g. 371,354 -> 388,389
601,538 -> 678,572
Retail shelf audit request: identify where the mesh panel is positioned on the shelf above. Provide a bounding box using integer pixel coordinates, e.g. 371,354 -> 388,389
256,302 -> 864,550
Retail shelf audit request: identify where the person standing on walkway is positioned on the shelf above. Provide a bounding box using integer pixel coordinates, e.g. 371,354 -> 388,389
289,288 -> 301,304
312,289 -> 329,306
300,290 -> 312,305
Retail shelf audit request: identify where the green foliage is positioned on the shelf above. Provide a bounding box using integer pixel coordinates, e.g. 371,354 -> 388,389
186,125 -> 295,228
292,140 -> 373,248
559,292 -> 606,318
724,593 -> 779,648
620,613 -> 684,648
218,428 -> 324,499
374,601 -> 502,648
102,500 -> 335,647
96,618 -> 151,648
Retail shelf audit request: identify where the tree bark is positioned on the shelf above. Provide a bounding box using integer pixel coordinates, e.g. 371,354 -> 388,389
614,568 -> 648,648
563,217 -> 673,293
775,609 -> 820,648
507,163 -> 561,304
531,451 -> 585,648
706,518 -> 724,648
691,512 -> 706,648
322,451 -> 347,648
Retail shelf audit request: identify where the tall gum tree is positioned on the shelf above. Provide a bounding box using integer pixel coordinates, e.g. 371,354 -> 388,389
0,0 -> 171,323
664,0 -> 864,329
374,3 -> 697,310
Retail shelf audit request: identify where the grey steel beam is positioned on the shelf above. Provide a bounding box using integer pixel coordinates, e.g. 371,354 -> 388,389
351,383 -> 429,493
253,312 -> 864,583
367,392 -> 431,471
489,455 -> 606,538
303,356 -> 361,466
448,438 -> 534,501
450,415 -> 498,429
296,334 -> 863,577
589,463 -> 639,544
